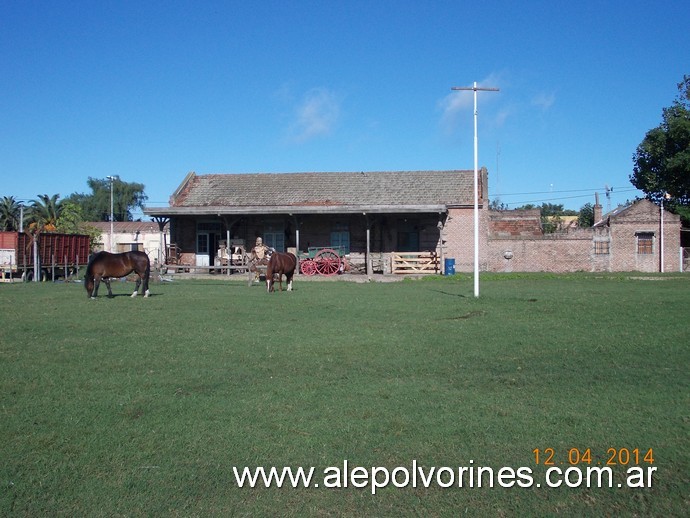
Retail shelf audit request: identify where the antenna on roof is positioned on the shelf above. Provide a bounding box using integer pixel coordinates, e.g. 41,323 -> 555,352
605,184 -> 612,212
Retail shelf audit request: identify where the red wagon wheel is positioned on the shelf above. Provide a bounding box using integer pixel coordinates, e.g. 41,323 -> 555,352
300,259 -> 318,276
314,248 -> 341,276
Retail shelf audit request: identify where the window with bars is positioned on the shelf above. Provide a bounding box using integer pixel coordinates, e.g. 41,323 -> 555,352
636,232 -> 654,255
594,240 -> 610,254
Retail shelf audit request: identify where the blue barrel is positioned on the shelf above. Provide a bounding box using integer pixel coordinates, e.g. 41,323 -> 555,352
444,258 -> 455,275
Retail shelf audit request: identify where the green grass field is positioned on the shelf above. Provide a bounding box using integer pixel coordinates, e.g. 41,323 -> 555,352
1,273 -> 688,516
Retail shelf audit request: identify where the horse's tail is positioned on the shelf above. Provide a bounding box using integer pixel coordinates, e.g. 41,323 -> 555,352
140,252 -> 151,295
144,254 -> 151,281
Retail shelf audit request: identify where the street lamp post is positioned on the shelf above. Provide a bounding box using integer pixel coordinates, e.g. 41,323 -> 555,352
106,175 -> 118,253
451,82 -> 499,297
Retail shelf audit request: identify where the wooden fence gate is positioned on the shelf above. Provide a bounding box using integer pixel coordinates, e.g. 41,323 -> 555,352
391,251 -> 440,274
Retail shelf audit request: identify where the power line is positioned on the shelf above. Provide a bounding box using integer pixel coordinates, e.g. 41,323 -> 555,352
493,186 -> 638,197
491,185 -> 639,206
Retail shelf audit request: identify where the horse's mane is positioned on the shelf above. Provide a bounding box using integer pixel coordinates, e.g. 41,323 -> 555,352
85,251 -> 106,277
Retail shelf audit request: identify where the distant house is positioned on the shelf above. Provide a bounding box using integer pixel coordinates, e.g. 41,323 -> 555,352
591,199 -> 681,272
88,221 -> 170,266
144,170 -> 683,274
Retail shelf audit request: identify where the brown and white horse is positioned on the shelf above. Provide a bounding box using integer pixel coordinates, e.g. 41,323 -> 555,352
266,251 -> 297,292
85,251 -> 150,299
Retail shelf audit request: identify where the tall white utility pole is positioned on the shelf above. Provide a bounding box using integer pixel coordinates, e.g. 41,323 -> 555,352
106,175 -> 118,252
451,82 -> 499,297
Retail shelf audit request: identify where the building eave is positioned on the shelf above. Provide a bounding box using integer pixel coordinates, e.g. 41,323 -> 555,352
144,204 -> 450,217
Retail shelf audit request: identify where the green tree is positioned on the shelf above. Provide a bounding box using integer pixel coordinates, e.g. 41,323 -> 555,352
0,196 -> 22,231
539,203 -> 564,217
578,202 -> 594,228
27,194 -> 62,233
631,75 -> 690,224
55,201 -> 85,234
489,198 -> 509,210
66,177 -> 148,222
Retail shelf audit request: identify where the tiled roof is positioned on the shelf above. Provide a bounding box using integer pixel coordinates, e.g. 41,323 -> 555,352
144,170 -> 479,216
592,199 -> 659,227
86,221 -> 168,233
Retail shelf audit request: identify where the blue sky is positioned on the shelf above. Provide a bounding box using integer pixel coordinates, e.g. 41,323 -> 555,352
2,0 -> 688,217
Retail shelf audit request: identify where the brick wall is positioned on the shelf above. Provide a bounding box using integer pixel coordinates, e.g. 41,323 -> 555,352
485,210 -> 593,272
487,231 -> 594,272
444,200 -> 682,273
442,207 -> 479,272
489,209 -> 542,237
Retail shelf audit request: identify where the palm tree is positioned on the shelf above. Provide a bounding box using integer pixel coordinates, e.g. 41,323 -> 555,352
27,194 -> 62,233
0,196 -> 22,231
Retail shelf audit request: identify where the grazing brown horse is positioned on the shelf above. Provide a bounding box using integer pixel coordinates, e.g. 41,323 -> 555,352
85,251 -> 150,299
266,251 -> 296,292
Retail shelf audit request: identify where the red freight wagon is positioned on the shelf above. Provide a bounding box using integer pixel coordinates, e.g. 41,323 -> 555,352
0,231 -> 91,281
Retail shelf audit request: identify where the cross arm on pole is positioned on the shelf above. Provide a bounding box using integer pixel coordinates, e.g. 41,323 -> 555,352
451,86 -> 500,92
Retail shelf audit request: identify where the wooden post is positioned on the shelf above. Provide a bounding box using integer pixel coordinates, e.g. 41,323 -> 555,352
295,226 -> 300,274
226,229 -> 231,276
33,236 -> 40,282
364,213 -> 371,278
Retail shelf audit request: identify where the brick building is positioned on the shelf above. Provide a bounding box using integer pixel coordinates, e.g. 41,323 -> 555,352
144,170 -> 683,275
144,170 -> 484,275
485,198 -> 682,273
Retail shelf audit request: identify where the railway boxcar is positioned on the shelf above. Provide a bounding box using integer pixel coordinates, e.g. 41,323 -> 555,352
0,231 -> 91,281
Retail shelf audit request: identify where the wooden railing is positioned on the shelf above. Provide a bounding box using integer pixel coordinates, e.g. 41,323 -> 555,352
391,251 -> 440,274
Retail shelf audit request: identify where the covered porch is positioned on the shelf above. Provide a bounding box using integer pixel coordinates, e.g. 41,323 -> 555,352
145,208 -> 448,277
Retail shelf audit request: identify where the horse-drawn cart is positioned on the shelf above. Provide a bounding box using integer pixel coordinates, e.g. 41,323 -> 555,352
247,246 -> 347,285
298,247 -> 346,276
